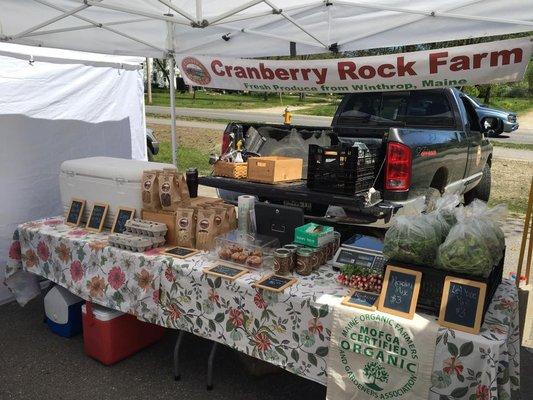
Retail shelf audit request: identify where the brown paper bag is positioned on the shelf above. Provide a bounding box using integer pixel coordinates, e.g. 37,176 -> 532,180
221,204 -> 237,231
176,207 -> 196,248
176,173 -> 190,204
196,209 -> 217,250
141,170 -> 161,210
213,206 -> 229,235
159,170 -> 181,211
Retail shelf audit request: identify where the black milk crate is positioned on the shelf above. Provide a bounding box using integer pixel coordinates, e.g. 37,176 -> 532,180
389,249 -> 504,317
307,144 -> 378,195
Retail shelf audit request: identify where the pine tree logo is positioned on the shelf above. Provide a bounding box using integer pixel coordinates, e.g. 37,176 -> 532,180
363,361 -> 389,391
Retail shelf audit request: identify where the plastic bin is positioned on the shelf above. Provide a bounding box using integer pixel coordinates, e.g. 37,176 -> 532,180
307,144 -> 378,195
44,285 -> 84,338
82,302 -> 165,365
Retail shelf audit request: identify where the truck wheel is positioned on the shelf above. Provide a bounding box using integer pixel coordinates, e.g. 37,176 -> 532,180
147,147 -> 154,161
464,163 -> 491,204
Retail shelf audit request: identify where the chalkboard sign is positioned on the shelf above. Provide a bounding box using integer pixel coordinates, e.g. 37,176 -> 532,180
204,263 -> 249,281
377,265 -> 421,319
165,246 -> 199,259
438,277 -> 486,334
66,198 -> 85,226
85,202 -> 109,232
255,274 -> 297,292
112,207 -> 135,234
342,289 -> 379,311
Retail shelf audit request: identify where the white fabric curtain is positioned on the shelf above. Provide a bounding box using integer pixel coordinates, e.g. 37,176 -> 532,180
0,44 -> 145,303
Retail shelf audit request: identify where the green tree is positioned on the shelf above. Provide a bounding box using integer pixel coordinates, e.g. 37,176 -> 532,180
363,362 -> 389,389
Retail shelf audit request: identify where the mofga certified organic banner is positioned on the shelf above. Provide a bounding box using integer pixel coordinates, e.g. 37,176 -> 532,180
177,38 -> 531,93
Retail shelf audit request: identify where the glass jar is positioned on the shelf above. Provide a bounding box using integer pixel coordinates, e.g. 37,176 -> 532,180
283,244 -> 299,271
309,248 -> 320,270
273,248 -> 292,276
316,244 -> 328,266
296,248 -> 314,276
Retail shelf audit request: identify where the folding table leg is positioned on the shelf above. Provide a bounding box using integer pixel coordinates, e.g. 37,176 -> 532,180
206,342 -> 218,391
173,330 -> 185,381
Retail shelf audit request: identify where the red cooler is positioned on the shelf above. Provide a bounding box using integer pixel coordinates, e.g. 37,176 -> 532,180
82,302 -> 165,365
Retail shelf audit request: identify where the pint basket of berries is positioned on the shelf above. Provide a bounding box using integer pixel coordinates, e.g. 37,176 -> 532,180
337,264 -> 383,293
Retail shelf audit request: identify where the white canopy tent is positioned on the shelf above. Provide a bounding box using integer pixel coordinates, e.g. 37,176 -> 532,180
1,0 -> 532,165
0,43 -> 145,304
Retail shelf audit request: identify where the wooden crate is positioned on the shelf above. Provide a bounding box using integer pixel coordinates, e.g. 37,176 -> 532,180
141,209 -> 177,246
247,156 -> 303,184
214,161 -> 247,179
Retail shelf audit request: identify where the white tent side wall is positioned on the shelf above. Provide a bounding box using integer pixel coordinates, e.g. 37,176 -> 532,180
0,45 -> 146,304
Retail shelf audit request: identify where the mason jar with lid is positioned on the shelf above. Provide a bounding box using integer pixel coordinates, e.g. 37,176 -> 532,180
296,248 -> 314,276
283,244 -> 299,271
273,248 -> 292,276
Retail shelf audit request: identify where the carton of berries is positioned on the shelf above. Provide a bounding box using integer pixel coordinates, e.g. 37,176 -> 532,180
336,264 -> 383,293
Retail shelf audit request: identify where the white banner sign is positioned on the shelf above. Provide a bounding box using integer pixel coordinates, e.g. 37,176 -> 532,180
177,38 -> 531,93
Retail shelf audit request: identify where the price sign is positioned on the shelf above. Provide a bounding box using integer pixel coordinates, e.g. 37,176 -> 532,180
112,207 -> 135,234
85,202 -> 109,232
165,246 -> 199,259
204,263 -> 249,281
254,274 -> 297,292
378,265 -> 421,319
438,277 -> 486,334
66,198 -> 85,226
342,289 -> 379,311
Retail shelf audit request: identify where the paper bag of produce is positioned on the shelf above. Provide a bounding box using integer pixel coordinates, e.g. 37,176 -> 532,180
141,170 -> 161,210
196,209 -> 217,250
159,170 -> 181,211
176,207 -> 196,248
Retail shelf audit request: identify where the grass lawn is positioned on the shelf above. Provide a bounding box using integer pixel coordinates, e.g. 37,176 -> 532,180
491,141 -> 533,151
294,102 -> 340,116
152,142 -> 212,174
146,90 -> 330,109
489,158 -> 532,215
487,97 -> 532,115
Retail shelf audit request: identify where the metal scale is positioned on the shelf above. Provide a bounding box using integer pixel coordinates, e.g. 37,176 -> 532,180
330,234 -> 387,274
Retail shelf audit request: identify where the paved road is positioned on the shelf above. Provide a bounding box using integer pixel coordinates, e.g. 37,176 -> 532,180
146,105 -> 533,143
146,105 -> 332,127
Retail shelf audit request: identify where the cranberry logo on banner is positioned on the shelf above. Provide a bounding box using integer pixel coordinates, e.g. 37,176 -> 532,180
181,57 -> 211,85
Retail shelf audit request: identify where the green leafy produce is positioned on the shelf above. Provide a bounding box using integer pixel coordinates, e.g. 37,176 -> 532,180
437,223 -> 493,277
383,215 -> 440,266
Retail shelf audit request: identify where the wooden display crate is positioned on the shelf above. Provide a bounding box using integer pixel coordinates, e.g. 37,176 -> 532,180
247,156 -> 303,184
141,209 -> 177,245
214,161 -> 247,179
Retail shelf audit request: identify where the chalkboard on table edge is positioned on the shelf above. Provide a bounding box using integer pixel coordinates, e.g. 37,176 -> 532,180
203,262 -> 249,281
342,289 -> 380,311
112,207 -> 135,234
438,276 -> 487,335
165,246 -> 199,259
254,274 -> 297,292
85,202 -> 109,232
66,198 -> 85,227
377,265 -> 422,320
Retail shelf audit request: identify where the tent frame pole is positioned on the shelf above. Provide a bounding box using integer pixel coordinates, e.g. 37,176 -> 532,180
169,55 -> 178,166
21,18 -> 151,38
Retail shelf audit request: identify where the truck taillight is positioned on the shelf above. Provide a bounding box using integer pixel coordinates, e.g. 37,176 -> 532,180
385,142 -> 411,191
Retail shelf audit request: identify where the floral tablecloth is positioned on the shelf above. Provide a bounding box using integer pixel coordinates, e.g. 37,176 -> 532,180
5,217 -> 174,323
4,218 -> 520,397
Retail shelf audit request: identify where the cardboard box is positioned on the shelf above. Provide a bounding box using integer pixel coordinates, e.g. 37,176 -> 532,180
247,156 -> 303,184
141,209 -> 177,245
294,223 -> 334,247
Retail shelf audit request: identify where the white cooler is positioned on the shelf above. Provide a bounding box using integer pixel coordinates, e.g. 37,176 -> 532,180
60,157 -> 175,228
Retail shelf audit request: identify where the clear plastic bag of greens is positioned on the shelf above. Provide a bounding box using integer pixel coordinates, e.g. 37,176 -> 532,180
426,194 -> 460,242
436,205 -> 495,277
466,200 -> 507,265
383,200 -> 440,266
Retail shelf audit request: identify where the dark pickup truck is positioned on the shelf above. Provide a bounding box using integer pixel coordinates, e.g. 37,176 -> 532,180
200,88 -> 493,226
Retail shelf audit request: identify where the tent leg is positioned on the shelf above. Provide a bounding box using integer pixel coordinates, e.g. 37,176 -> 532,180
169,56 -> 177,166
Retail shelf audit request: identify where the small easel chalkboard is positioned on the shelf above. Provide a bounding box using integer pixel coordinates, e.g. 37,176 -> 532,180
377,265 -> 421,319
254,274 -> 297,292
164,246 -> 199,259
204,262 -> 249,281
342,289 -> 379,311
438,277 -> 486,334
85,202 -> 109,232
112,207 -> 135,234
66,198 -> 85,226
